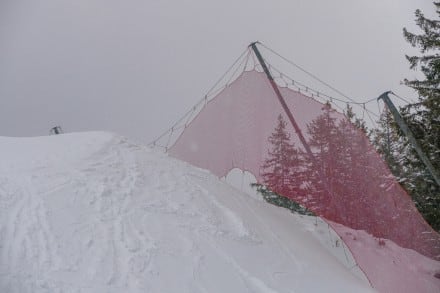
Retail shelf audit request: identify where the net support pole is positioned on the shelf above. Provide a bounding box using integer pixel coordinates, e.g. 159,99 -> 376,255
249,42 -> 332,194
378,91 -> 440,188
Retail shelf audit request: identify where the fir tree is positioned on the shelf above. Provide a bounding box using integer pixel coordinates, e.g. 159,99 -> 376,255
302,103 -> 340,215
371,108 -> 409,181
343,104 -> 368,135
304,103 -> 381,227
339,105 -> 391,228
401,2 -> 440,231
254,114 -> 312,215
260,114 -> 305,196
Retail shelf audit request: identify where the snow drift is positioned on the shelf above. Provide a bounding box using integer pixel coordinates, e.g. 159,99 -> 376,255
0,132 -> 438,292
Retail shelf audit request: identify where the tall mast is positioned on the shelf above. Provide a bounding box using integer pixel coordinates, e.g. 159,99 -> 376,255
249,42 -> 332,195
378,91 -> 440,187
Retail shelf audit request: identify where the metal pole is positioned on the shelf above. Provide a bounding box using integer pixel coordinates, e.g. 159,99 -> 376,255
249,42 -> 332,195
378,91 -> 440,187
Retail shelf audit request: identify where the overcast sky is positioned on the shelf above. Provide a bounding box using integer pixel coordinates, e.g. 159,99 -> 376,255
0,0 -> 435,143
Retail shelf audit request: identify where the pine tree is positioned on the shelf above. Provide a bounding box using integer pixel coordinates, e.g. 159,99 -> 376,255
401,2 -> 440,231
303,103 -> 340,215
343,104 -> 368,135
371,108 -> 409,181
339,105 -> 394,228
254,114 -> 312,215
260,114 -> 305,196
338,105 -> 371,225
304,103 -> 382,227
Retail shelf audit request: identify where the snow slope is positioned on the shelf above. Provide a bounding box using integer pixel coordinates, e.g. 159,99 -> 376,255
0,132 -> 437,292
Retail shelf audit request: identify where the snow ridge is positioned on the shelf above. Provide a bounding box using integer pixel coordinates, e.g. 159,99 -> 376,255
0,132 -> 435,292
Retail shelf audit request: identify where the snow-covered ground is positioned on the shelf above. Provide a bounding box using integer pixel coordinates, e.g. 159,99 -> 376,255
0,132 -> 438,292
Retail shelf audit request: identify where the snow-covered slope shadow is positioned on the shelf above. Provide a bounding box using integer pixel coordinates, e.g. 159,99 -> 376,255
0,132 -> 436,292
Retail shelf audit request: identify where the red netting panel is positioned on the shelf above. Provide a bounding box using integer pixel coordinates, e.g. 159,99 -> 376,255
170,70 -> 440,261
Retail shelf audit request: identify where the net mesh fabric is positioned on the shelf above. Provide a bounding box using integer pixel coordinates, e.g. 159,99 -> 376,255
169,70 -> 440,262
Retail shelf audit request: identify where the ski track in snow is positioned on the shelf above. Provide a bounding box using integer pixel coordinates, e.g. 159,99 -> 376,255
5,133 -> 431,292
0,136 -> 147,292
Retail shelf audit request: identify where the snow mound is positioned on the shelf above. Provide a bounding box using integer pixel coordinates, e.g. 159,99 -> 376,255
0,132 -> 435,292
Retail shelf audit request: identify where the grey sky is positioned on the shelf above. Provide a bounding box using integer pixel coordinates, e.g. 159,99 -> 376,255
0,0 -> 435,143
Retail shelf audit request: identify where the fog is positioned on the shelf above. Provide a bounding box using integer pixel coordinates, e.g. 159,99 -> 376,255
0,0 -> 434,143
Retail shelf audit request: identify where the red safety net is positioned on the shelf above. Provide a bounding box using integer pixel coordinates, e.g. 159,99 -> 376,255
169,70 -> 440,263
